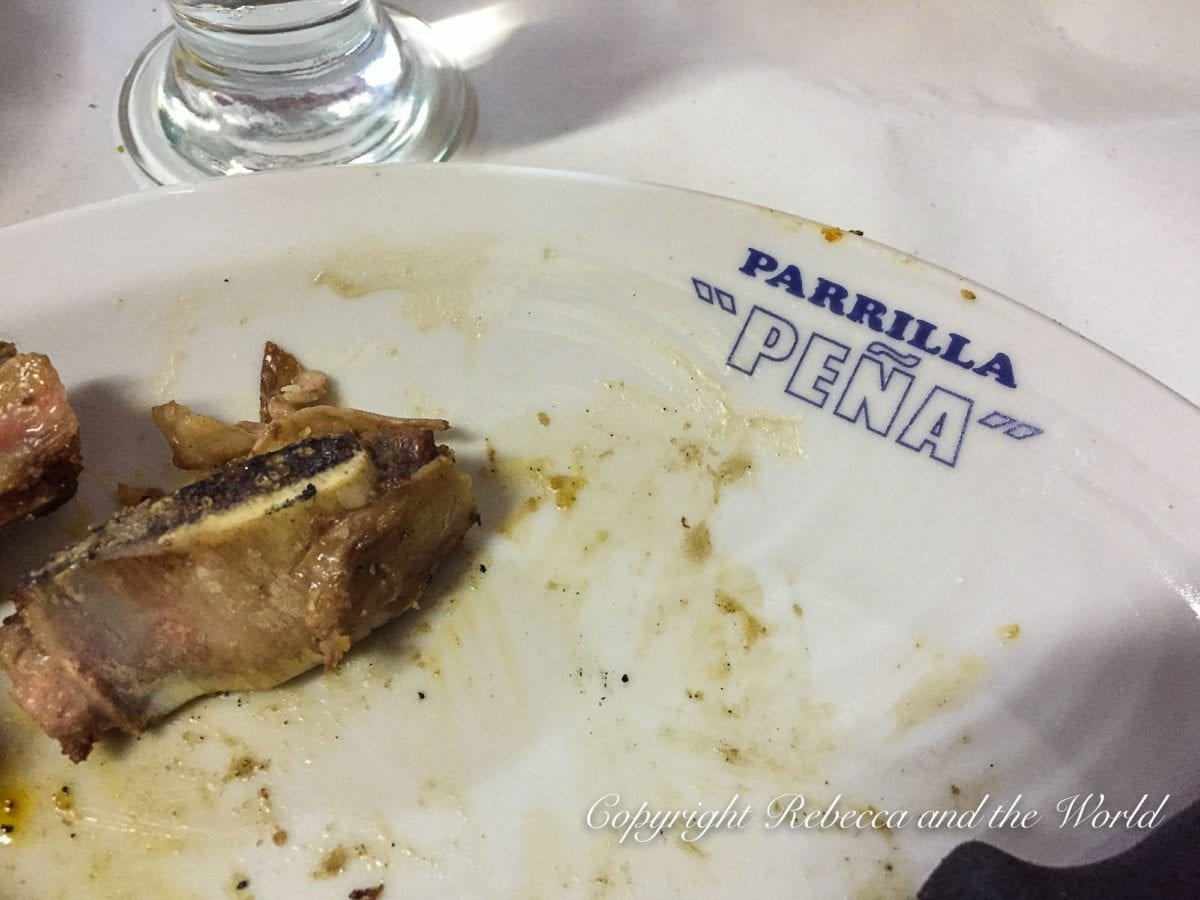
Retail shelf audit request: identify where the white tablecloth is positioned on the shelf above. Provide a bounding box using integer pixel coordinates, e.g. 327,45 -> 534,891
3,1 -> 1198,403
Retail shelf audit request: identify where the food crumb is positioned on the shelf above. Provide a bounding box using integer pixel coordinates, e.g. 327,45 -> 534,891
582,529 -> 610,554
272,829 -> 289,846
950,784 -> 961,796
820,225 -> 844,242
682,520 -> 712,562
225,754 -> 270,781
997,623 -> 1021,641
349,885 -> 385,900
313,846 -> 350,880
709,452 -> 753,499
960,288 -> 977,301
537,411 -> 551,426
548,473 -> 586,509
53,786 -> 74,813
715,590 -> 768,649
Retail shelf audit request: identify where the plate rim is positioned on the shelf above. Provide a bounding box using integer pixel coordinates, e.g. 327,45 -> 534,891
3,161 -> 1196,418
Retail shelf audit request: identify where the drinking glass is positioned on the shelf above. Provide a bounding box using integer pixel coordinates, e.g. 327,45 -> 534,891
118,1 -> 473,184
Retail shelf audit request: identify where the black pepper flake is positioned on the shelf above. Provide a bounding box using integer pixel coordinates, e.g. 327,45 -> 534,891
478,564 -> 487,573
418,691 -> 426,700
272,481 -> 317,512
621,674 -> 629,683
1,825 -> 13,834
236,879 -> 250,890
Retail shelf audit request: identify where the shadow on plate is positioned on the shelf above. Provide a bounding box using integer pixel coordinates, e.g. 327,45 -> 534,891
0,376 -> 170,594
915,600 -> 1200,896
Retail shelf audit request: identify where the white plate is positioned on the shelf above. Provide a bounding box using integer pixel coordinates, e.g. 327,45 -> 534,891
2,164 -> 1199,899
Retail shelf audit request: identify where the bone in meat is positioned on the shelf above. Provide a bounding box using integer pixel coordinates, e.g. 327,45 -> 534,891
0,428 -> 478,761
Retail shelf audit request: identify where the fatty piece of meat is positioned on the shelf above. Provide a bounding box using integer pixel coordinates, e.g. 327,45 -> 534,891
152,342 -> 448,472
151,400 -> 450,472
0,429 -> 477,761
0,343 -> 82,528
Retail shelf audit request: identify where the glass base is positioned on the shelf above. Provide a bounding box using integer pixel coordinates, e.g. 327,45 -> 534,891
118,7 -> 474,185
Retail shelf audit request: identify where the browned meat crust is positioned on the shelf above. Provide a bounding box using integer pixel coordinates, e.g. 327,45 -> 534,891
0,346 -> 82,527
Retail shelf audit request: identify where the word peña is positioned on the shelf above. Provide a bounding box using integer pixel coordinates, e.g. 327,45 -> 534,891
726,304 -> 975,466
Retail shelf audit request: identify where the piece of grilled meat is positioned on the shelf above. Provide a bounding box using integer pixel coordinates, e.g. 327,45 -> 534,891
0,344 -> 477,761
0,342 -> 82,528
